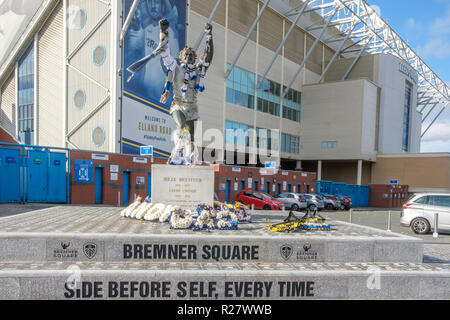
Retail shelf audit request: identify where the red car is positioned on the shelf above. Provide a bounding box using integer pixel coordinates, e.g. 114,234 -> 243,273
236,190 -> 284,210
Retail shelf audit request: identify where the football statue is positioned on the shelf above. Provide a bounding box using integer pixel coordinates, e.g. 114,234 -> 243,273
127,19 -> 214,165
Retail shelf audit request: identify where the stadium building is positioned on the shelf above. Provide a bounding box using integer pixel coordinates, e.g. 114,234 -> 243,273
0,0 -> 449,198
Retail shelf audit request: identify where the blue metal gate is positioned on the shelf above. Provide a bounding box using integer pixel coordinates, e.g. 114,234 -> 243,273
0,143 -> 70,204
95,168 -> 103,204
0,147 -> 21,203
27,150 -> 49,203
123,172 -> 130,206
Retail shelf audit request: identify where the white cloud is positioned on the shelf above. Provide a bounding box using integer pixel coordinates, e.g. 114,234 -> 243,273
421,122 -> 450,142
417,38 -> 450,59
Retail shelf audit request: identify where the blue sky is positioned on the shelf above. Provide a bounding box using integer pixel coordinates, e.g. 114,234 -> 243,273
368,0 -> 450,152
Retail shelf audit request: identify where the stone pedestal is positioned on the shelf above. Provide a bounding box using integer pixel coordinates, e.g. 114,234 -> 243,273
151,165 -> 214,210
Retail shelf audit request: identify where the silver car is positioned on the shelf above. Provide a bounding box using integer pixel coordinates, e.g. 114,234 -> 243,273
302,194 -> 326,211
276,193 -> 308,211
400,193 -> 450,234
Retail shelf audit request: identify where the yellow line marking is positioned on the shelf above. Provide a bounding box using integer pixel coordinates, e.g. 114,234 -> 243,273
123,91 -> 170,113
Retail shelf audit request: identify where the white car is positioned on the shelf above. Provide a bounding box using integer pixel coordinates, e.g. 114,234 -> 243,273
400,193 -> 450,234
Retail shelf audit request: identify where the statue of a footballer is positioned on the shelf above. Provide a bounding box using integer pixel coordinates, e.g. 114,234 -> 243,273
127,19 -> 214,165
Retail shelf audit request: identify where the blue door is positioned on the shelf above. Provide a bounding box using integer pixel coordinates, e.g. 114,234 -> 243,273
253,181 -> 258,191
266,182 -> 270,194
123,172 -> 130,206
225,180 -> 230,203
47,152 -> 67,203
240,180 -> 245,191
147,173 -> 151,199
0,148 -> 21,203
27,150 -> 48,203
95,168 -> 103,204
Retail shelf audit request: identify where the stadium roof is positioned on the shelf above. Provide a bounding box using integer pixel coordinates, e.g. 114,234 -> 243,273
218,0 -> 450,138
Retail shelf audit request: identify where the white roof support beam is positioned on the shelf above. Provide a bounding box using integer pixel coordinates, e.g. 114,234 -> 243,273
224,0 -> 271,80
342,38 -> 370,80
120,0 -> 141,45
422,106 -> 447,138
318,23 -> 357,83
282,5 -> 340,98
193,0 -> 225,51
257,0 -> 312,89
422,103 -> 440,123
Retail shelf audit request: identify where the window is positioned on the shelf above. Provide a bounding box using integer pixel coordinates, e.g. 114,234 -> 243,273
414,196 -> 428,204
282,134 -> 300,154
282,87 -> 301,123
322,141 -> 338,149
257,77 -> 281,117
226,65 -> 255,109
225,121 -> 253,147
402,82 -> 412,152
17,43 -> 35,145
257,128 -> 279,151
430,196 -> 450,208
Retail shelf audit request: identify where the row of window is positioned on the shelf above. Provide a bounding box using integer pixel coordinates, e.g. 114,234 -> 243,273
226,65 -> 302,122
281,134 -> 300,154
225,121 -> 300,154
322,141 -> 338,149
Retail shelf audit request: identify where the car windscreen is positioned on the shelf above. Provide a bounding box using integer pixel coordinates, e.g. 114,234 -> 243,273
260,193 -> 274,200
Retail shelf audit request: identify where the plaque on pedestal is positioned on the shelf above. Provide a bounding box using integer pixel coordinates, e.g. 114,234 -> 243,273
151,165 -> 214,210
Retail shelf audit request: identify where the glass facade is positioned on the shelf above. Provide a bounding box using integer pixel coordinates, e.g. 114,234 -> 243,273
226,65 -> 255,109
282,87 -> 301,122
226,64 -> 301,122
17,43 -> 35,145
402,82 -> 412,152
281,134 -> 300,154
257,76 -> 280,117
257,128 -> 279,151
225,121 -> 253,147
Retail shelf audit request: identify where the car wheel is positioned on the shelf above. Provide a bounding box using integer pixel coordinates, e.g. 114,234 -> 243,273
340,204 -> 346,211
411,218 -> 431,235
263,205 -> 271,211
326,204 -> 334,210
291,204 -> 299,211
308,205 -> 317,212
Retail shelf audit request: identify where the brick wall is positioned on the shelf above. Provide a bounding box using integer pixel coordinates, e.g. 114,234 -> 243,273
215,166 -> 317,203
369,184 -> 409,208
0,126 -> 18,144
70,150 -> 166,205
70,151 -> 317,205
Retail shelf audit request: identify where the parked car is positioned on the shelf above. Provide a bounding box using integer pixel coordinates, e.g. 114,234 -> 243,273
336,195 -> 353,211
400,193 -> 450,234
236,190 -> 284,210
322,195 -> 342,211
299,194 -> 325,211
276,193 -> 308,211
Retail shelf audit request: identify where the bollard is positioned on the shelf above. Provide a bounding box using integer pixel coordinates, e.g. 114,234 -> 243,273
282,206 -> 285,212
387,210 -> 392,232
433,213 -> 439,238
251,204 -> 255,212
118,192 -> 121,207
349,209 -> 353,224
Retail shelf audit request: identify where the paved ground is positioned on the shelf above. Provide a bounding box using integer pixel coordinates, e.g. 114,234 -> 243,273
1,204 -> 449,263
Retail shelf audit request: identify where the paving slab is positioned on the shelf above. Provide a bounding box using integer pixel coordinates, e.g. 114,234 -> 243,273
0,206 -> 423,263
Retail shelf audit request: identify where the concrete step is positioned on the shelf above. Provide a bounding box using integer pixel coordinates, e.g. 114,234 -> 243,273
0,207 -> 423,263
0,261 -> 449,300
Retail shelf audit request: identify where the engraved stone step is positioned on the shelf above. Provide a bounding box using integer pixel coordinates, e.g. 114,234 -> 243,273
0,207 -> 423,263
0,261 -> 449,300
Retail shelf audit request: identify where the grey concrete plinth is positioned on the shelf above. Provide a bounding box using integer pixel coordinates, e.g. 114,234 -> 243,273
0,207 -> 423,264
0,261 -> 448,300
151,165 -> 214,210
